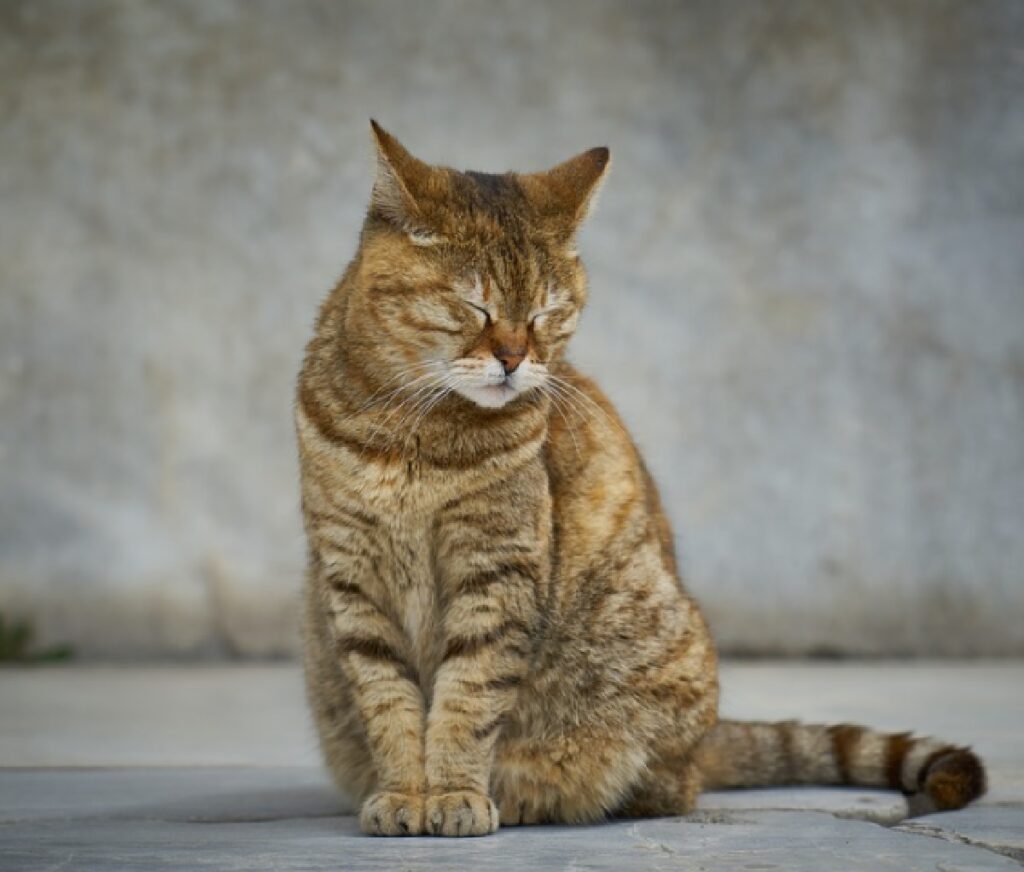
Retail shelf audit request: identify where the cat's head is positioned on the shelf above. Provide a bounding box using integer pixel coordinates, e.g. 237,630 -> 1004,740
344,122 -> 608,410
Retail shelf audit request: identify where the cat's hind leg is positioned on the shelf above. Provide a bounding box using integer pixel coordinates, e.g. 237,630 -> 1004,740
491,729 -> 651,826
615,752 -> 702,818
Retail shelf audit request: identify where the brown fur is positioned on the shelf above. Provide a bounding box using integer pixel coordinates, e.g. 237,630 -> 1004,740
296,123 -> 986,837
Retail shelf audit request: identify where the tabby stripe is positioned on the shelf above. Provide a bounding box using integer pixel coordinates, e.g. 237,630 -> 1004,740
442,618 -> 530,662
462,673 -> 523,693
299,383 -> 401,461
425,419 -> 547,470
472,715 -> 505,742
469,603 -> 499,616
326,501 -> 378,530
441,700 -> 471,716
918,747 -> 986,806
455,562 -> 539,597
327,577 -> 367,598
439,541 -> 536,564
483,673 -> 523,690
442,525 -> 525,542
299,383 -> 349,446
918,747 -> 955,790
886,732 -> 915,792
828,724 -> 865,784
323,571 -> 390,613
310,517 -> 378,549
440,510 -> 531,538
399,314 -> 464,336
307,507 -> 361,527
484,543 -> 537,557
366,697 -> 412,720
337,635 -> 416,681
320,542 -> 370,564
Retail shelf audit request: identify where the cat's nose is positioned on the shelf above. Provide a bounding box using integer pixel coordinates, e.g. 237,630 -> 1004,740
496,350 -> 525,375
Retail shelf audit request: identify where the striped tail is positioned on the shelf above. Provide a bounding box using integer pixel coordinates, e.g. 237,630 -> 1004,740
694,720 -> 986,812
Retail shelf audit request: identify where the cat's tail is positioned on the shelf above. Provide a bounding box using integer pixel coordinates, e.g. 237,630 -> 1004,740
694,719 -> 986,812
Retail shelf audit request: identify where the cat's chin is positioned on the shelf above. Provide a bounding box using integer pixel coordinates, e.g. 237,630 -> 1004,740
455,383 -> 520,409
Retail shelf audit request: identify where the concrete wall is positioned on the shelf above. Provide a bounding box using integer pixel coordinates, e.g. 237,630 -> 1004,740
2,0 -> 1022,657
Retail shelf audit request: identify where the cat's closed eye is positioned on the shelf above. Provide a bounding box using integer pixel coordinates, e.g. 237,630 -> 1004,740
529,309 -> 555,329
464,301 -> 491,324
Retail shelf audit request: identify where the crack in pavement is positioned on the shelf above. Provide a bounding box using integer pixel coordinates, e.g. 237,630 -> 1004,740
893,822 -> 1024,866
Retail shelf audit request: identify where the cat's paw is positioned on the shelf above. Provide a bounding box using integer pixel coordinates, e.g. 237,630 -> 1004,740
497,793 -> 544,826
359,792 -> 425,836
425,791 -> 499,837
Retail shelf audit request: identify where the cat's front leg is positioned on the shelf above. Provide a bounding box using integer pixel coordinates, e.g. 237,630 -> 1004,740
424,468 -> 549,836
424,587 -> 538,836
315,555 -> 428,835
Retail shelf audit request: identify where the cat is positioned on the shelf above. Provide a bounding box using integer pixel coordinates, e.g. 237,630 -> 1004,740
295,122 -> 986,837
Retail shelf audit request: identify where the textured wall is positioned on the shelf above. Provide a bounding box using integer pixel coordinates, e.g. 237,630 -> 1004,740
2,0 -> 1022,657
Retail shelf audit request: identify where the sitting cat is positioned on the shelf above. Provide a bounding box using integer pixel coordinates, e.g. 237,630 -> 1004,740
295,122 -> 985,837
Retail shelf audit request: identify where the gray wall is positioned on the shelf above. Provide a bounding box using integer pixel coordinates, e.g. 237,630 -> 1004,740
2,0 -> 1022,658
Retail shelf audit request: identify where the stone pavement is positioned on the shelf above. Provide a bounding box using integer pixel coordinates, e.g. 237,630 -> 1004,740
1,662 -> 1021,870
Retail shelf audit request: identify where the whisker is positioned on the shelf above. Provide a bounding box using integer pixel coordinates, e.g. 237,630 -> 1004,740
541,384 -> 582,459
543,380 -> 589,429
357,369 -> 448,456
352,362 -> 442,415
401,376 -> 458,447
545,374 -> 628,438
383,374 -> 457,446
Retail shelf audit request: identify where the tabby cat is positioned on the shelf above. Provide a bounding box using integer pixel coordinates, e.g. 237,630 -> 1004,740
295,122 -> 985,837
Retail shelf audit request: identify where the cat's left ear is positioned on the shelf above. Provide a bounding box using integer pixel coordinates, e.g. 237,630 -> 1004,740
521,147 -> 611,239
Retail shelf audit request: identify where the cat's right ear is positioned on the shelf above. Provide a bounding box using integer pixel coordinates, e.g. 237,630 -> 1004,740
368,120 -> 435,231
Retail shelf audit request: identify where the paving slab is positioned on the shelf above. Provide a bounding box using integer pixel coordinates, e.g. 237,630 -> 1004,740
896,807 -> 1024,864
1,663 -> 1020,870
0,767 -> 912,826
3,662 -> 1021,779
0,768 -> 342,824
3,810 -> 1022,872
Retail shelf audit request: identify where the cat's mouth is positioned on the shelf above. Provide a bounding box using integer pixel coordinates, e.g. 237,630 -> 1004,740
455,380 -> 521,409
446,359 -> 547,410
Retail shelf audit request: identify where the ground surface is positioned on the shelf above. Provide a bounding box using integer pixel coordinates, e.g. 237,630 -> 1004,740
1,662 -> 1021,870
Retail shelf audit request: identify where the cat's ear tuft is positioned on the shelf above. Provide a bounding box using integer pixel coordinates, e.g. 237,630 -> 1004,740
522,146 -> 611,237
368,120 -> 433,228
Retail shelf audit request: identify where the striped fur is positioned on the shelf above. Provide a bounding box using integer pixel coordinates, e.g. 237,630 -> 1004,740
297,124 -> 985,838
696,721 -> 985,813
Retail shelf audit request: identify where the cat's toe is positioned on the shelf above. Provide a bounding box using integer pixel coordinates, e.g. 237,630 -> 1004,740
425,791 -> 499,837
359,792 -> 425,836
498,793 -> 543,826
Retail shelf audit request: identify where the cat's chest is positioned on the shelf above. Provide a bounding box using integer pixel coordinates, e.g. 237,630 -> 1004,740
377,522 -> 440,683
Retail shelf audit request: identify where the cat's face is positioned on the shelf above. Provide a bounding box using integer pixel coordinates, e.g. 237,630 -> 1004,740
441,270 -> 580,409
347,123 -> 608,411
357,221 -> 584,410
